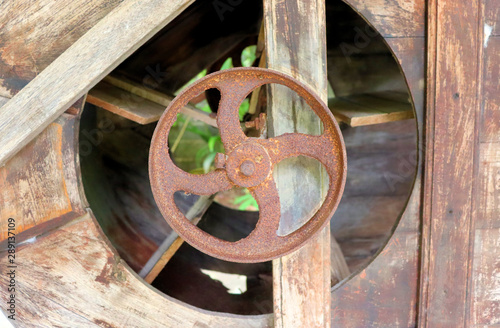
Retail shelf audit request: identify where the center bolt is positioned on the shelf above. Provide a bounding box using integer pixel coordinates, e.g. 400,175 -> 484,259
240,160 -> 256,177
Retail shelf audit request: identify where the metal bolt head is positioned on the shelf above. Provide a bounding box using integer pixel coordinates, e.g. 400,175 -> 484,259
240,160 -> 256,176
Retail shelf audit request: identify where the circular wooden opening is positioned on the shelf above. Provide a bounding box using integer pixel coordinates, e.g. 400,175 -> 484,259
80,0 -> 417,315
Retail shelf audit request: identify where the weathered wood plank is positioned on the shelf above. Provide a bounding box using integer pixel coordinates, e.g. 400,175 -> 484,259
93,76 -> 217,127
329,92 -> 414,127
485,0 -> 499,35
385,37 -> 426,129
0,213 -> 272,327
264,0 -> 339,326
332,231 -> 420,327
0,110 -> 85,243
472,228 -> 500,326
87,82 -> 165,125
481,36 -> 499,142
477,142 -> 500,230
0,0 -> 195,167
342,0 -> 425,37
0,95 -> 9,108
420,0 -> 482,325
0,0 -> 124,98
331,35 -> 424,327
141,195 -> 214,283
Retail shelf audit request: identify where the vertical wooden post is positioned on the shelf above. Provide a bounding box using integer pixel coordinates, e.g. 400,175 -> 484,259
264,1 -> 331,327
420,0 -> 483,326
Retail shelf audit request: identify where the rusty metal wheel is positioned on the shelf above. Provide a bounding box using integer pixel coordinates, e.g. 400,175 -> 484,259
149,67 -> 347,263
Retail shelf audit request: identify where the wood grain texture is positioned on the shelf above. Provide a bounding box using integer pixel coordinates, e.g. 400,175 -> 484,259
99,75 -> 217,127
87,82 -> 165,125
472,228 -> 500,326
141,196 -> 214,283
485,0 -> 499,35
469,1 -> 500,322
385,37 -> 426,129
0,0 -> 124,97
329,92 -> 414,127
265,0 -> 336,327
0,0 -> 195,167
331,35 -> 424,327
342,0 -> 425,37
0,95 -> 9,107
332,231 -> 420,326
79,107 -> 174,273
481,36 -> 499,142
476,143 -> 500,230
0,111 -> 85,243
420,0 -> 482,326
0,212 -> 272,327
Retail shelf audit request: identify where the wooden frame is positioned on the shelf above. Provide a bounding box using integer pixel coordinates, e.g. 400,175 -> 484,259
419,0 -> 499,326
0,0 -> 498,326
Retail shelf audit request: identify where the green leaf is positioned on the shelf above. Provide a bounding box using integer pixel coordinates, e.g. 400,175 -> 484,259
238,99 -> 250,121
221,58 -> 233,70
238,197 -> 258,211
203,152 -> 217,173
208,136 -> 220,152
241,45 -> 257,67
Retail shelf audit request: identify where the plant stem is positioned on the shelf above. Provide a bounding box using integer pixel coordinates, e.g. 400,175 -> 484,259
171,116 -> 191,153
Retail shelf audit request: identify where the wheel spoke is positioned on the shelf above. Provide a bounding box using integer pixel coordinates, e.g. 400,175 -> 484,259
247,175 -> 281,239
258,133 -> 337,165
156,166 -> 233,196
215,77 -> 264,151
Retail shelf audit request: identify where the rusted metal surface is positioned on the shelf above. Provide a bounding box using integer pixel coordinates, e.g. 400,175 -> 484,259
149,67 -> 347,263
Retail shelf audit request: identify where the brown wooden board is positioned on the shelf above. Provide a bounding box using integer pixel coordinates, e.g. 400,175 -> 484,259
0,0 -> 124,97
113,0 -> 262,96
481,36 -> 499,142
264,0 -> 338,326
329,92 -> 414,127
91,76 -> 217,127
485,0 -> 499,36
87,82 -> 166,124
331,35 -> 424,326
0,0 -> 195,167
471,143 -> 500,325
0,213 -> 272,327
342,0 -> 425,38
476,143 -> 500,230
0,105 -> 86,243
472,228 -> 500,326
420,0 -> 484,326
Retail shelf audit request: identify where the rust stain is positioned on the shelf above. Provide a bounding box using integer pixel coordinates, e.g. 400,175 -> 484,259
149,67 -> 347,263
93,319 -> 117,328
95,255 -> 126,287
0,123 -> 73,241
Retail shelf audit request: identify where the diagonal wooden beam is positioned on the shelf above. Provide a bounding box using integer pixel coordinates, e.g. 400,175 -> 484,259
139,195 -> 214,283
0,0 -> 194,167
